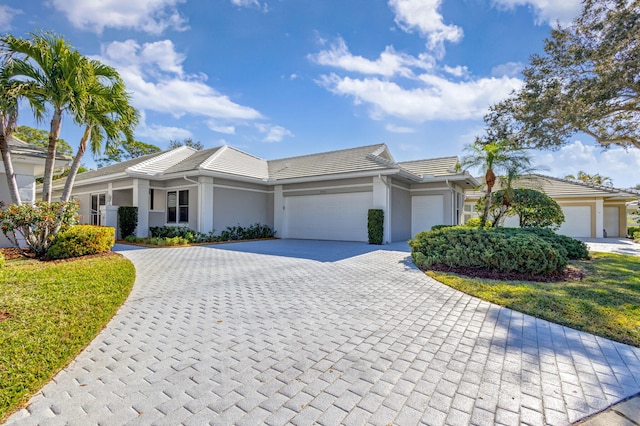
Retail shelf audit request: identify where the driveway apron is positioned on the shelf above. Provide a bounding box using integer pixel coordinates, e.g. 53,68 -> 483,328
5,240 -> 640,426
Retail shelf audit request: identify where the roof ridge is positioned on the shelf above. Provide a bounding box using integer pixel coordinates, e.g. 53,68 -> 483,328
267,143 -> 386,163
128,146 -> 195,173
199,146 -> 228,170
529,173 -> 636,195
397,156 -> 458,164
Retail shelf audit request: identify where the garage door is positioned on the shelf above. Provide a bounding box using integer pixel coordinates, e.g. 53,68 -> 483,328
411,195 -> 444,236
558,206 -> 592,237
284,192 -> 372,241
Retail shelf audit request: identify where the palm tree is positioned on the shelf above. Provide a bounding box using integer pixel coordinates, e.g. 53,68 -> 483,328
61,61 -> 138,202
564,170 -> 613,186
491,158 -> 543,226
461,139 -> 532,227
1,31 -> 94,202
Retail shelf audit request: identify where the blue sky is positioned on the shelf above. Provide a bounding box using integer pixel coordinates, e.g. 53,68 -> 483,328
1,0 -> 638,188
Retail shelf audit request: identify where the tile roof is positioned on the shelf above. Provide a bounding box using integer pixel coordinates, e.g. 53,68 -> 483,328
398,156 -> 459,177
74,150 -> 168,182
200,146 -> 269,180
466,174 -> 640,200
7,134 -> 70,161
267,144 -> 394,180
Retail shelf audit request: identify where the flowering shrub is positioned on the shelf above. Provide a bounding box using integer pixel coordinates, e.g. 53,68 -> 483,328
47,225 -> 115,259
0,200 -> 79,258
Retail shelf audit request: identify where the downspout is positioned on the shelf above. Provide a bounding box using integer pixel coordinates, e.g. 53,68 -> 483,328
445,178 -> 455,225
184,176 -> 201,231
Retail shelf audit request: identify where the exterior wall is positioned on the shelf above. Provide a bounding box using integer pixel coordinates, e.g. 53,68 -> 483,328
0,164 -> 39,247
212,186 -> 271,233
112,189 -> 132,206
410,182 -> 456,227
390,180 -> 411,242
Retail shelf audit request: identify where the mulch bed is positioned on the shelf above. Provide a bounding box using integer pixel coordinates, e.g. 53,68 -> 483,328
0,247 -> 117,263
425,264 -> 586,282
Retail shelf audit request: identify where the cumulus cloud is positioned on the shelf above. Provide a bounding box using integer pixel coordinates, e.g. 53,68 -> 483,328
309,37 -> 434,78
0,5 -> 21,30
491,61 -> 525,78
136,112 -> 192,142
231,0 -> 259,7
533,140 -> 640,188
318,73 -> 522,121
207,121 -> 236,135
50,0 -> 188,34
96,39 -> 263,121
491,0 -> 582,26
388,0 -> 463,54
256,124 -> 294,143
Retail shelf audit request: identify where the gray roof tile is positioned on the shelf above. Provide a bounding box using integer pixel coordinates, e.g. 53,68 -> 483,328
398,157 -> 459,177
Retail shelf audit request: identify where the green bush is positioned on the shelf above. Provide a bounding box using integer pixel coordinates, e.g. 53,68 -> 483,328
368,209 -> 384,244
495,227 -> 589,260
430,224 -> 452,231
408,227 -> 567,276
0,252 -> 4,269
47,225 -> 115,259
628,227 -> 640,238
219,223 -> 275,241
634,231 -> 640,242
118,206 -> 138,239
465,217 -> 491,228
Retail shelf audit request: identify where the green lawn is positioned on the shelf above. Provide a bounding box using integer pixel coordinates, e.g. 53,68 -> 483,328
0,254 -> 135,422
427,252 -> 640,347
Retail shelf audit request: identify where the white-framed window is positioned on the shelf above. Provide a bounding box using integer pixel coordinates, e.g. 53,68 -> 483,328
167,190 -> 189,223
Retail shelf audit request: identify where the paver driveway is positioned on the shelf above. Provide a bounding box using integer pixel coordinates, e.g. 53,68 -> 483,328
6,240 -> 640,425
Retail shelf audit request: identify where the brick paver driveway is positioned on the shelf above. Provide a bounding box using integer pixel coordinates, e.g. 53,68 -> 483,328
6,240 -> 640,425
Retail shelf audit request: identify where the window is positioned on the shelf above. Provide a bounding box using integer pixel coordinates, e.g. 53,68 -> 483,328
167,190 -> 189,223
91,194 -> 106,225
149,189 -> 155,210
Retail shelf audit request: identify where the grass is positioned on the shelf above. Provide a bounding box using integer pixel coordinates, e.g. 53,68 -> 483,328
0,253 -> 135,422
427,252 -> 640,347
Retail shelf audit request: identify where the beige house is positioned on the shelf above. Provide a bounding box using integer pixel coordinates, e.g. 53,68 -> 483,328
463,174 -> 639,238
52,144 -> 478,243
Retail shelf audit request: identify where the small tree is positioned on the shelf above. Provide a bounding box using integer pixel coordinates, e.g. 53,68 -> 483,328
118,206 -> 138,239
476,188 -> 565,230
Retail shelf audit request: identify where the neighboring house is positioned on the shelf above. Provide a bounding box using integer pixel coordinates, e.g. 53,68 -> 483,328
51,144 -> 478,243
463,174 -> 640,238
0,135 -> 71,247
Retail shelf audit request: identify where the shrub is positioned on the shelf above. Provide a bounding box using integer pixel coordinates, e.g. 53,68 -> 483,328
47,225 -> 115,259
496,227 -> 589,260
150,225 -> 196,240
628,227 -> 640,238
634,231 -> 640,243
0,252 -> 4,269
368,209 -> 384,244
430,224 -> 452,231
465,217 -> 491,228
219,223 -> 275,241
0,201 -> 79,258
408,227 -> 567,276
124,235 -> 143,243
118,206 -> 138,239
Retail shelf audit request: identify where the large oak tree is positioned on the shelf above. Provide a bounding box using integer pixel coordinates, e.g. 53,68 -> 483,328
486,0 -> 640,150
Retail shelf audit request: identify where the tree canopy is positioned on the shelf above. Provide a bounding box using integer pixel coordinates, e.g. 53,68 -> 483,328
564,170 -> 613,186
486,0 -> 640,150
169,138 -> 204,150
476,188 -> 565,230
14,125 -> 73,156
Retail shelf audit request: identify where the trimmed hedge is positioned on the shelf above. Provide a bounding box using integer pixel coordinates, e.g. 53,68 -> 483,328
47,225 -> 115,259
408,227 -> 567,276
495,227 -> 589,260
628,226 -> 640,238
118,206 -> 138,239
368,209 -> 384,244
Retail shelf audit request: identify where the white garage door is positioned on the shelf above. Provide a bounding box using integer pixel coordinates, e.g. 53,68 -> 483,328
411,195 -> 444,236
558,206 -> 592,237
604,207 -> 619,237
284,192 -> 372,241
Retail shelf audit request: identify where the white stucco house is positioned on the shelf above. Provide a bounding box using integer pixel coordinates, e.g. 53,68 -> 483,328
463,174 -> 639,238
0,135 -> 71,247
51,144 -> 478,243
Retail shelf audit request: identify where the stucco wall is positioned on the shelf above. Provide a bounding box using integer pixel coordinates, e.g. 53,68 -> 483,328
390,181 -> 411,242
212,186 -> 272,233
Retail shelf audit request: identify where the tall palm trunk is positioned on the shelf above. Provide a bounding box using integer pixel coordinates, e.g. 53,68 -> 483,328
0,115 -> 22,205
41,109 -> 62,202
480,168 -> 496,227
61,125 -> 90,202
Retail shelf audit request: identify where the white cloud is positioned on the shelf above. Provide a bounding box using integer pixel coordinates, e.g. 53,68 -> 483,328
386,124 -> 415,133
533,140 -> 640,188
50,0 -> 188,34
256,124 -> 294,142
388,0 -> 463,54
318,73 -> 522,121
443,65 -> 469,78
491,61 -> 525,78
309,37 -> 434,77
207,121 -> 236,135
136,112 -> 192,142
0,5 -> 22,30
492,0 -> 582,26
97,40 -> 263,121
231,0 -> 259,7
